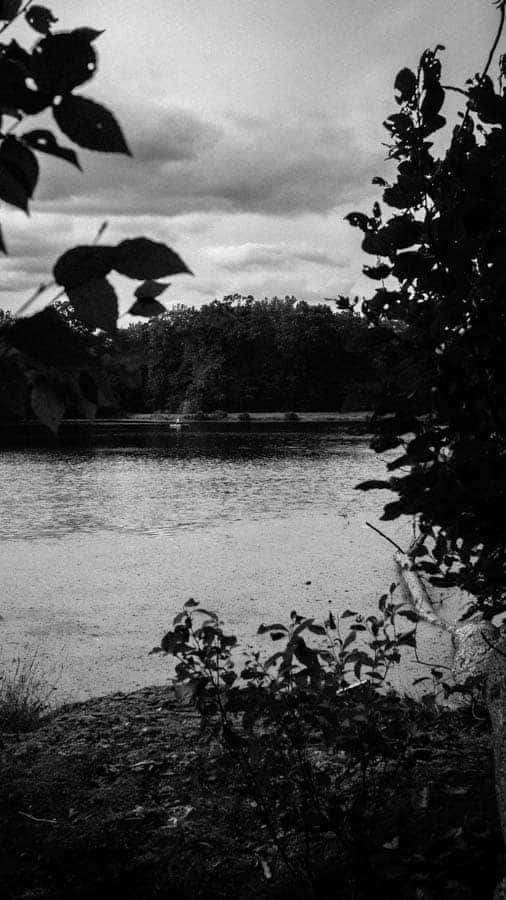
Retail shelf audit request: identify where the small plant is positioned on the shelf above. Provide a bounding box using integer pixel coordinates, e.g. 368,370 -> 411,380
0,651 -> 56,733
238,411 -> 251,423
283,411 -> 300,422
152,591 -> 426,890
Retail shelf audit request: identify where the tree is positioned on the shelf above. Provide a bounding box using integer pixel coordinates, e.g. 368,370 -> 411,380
348,1 -> 506,890
0,0 -> 192,431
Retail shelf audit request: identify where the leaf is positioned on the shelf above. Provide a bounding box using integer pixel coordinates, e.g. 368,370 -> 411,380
22,129 -> 81,169
25,5 -> 58,34
397,629 -> 417,648
363,264 -> 392,281
307,623 -> 326,635
134,280 -> 171,299
53,94 -> 131,154
396,609 -> 419,622
421,84 -> 445,121
114,238 -> 192,279
343,631 -> 356,649
341,610 -> 358,618
128,298 -> 167,318
257,623 -> 288,634
0,136 -> 39,198
394,68 -> 417,103
356,479 -> 391,491
345,211 -> 369,232
72,28 -> 104,42
0,1 -> 21,22
67,278 -> 118,332
0,161 -> 28,211
33,30 -> 97,95
31,379 -> 64,433
53,245 -> 116,290
184,598 -> 199,608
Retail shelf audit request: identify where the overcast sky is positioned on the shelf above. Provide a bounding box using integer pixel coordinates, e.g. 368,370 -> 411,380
1,0 -> 500,317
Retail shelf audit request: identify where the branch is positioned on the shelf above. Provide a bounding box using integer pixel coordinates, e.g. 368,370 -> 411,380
483,0 -> 506,78
365,521 -> 405,554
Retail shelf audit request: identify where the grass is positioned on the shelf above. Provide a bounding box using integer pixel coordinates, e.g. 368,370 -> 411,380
0,651 -> 57,733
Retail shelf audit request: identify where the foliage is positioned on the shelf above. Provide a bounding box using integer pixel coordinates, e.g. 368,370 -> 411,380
152,596 -> 500,896
0,2 -> 191,432
0,650 -> 55,732
152,593 -> 424,889
116,296 -> 401,414
350,2 -> 506,618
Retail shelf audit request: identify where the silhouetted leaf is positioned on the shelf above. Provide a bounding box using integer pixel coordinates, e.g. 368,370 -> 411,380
363,264 -> 392,281
394,67 -> 417,103
31,379 -> 64,433
0,0 -> 21,22
397,629 -> 417,647
114,238 -> 192,279
128,298 -> 166,318
54,94 -> 131,154
0,136 -> 39,198
345,211 -> 369,232
54,245 -> 116,289
23,129 -> 81,169
33,30 -> 97,95
0,161 -> 28,211
67,277 -> 118,332
25,5 -> 58,34
356,479 -> 391,491
134,280 -> 170,299
397,609 -> 419,622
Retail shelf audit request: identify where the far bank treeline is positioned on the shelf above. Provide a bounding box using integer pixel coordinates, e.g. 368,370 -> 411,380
0,295 -> 406,418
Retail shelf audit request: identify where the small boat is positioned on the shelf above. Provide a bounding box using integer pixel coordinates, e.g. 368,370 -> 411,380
169,418 -> 190,431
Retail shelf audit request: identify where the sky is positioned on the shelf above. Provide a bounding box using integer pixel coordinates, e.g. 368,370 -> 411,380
0,0 -> 501,319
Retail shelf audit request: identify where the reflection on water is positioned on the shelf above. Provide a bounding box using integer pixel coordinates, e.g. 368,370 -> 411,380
0,433 -> 386,540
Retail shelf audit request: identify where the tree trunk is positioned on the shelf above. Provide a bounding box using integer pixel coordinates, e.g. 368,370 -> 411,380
395,546 -> 506,898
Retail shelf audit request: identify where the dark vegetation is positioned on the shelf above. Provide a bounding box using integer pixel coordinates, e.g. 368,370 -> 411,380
113,296 -> 401,415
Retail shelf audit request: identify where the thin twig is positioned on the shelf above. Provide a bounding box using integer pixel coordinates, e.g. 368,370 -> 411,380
19,810 -> 57,825
365,521 -> 405,554
441,85 -> 470,98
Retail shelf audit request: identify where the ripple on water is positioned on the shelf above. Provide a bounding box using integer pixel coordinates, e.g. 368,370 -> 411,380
0,434 -> 390,541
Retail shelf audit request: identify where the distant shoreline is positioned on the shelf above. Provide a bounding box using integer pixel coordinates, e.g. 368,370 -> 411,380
0,412 -> 373,448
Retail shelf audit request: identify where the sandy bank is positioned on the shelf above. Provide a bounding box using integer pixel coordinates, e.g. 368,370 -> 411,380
1,510 -> 464,704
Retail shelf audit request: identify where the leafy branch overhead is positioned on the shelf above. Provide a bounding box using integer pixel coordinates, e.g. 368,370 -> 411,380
54,238 -> 192,328
0,24 -> 130,214
0,3 -> 193,432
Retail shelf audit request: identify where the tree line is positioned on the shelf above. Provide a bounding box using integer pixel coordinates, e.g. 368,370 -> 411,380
112,294 -> 404,415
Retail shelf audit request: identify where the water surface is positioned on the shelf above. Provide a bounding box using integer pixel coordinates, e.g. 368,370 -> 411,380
0,434 -> 386,541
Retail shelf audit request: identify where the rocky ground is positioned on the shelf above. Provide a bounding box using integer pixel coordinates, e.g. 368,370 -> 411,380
0,685 -> 503,900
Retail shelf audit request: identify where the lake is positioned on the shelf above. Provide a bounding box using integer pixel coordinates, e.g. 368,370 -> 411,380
0,433 -> 384,541
0,433 -> 454,702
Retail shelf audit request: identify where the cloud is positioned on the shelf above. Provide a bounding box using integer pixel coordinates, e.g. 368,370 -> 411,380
206,242 -> 347,272
34,107 -> 380,219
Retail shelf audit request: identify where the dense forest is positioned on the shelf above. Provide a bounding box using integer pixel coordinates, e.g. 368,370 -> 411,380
0,295 -> 404,418
113,295 -> 404,414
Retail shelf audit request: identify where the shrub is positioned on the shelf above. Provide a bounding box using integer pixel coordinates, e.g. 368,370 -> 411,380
0,652 -> 56,733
